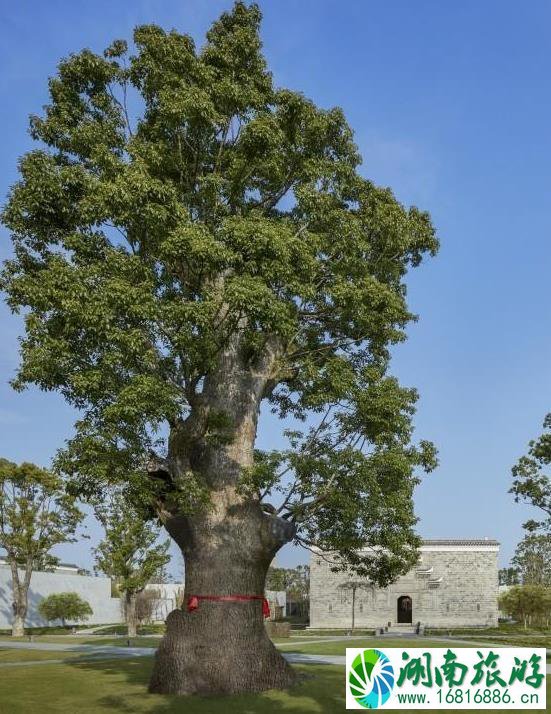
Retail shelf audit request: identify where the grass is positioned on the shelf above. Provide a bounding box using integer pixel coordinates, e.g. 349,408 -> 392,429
0,624 -> 119,636
0,648 -> 78,662
90,624 -> 165,636
0,635 -> 160,648
449,634 -> 551,648
0,656 -> 548,713
426,623 -> 551,637
279,637 -> 475,656
291,628 -> 375,637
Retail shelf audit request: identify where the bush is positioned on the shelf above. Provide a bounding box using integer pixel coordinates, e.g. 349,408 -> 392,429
38,593 -> 93,627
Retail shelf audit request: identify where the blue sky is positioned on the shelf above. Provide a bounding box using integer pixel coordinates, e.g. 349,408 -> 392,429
1,0 -> 550,577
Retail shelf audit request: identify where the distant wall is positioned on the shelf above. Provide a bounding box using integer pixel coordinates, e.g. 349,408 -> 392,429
144,582 -> 183,621
0,564 -> 123,629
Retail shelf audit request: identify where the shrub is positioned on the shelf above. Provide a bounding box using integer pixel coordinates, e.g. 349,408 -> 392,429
38,593 -> 93,628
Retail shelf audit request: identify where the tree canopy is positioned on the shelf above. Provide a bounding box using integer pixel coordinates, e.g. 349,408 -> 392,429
0,459 -> 83,570
512,533 -> 551,586
1,1 -> 438,585
38,592 -> 93,626
511,414 -> 551,533
94,493 -> 170,596
498,585 -> 551,628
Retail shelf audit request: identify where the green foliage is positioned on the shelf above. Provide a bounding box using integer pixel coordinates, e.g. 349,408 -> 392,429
93,493 -> 170,596
512,532 -> 551,585
38,592 -> 93,625
498,584 -> 551,627
498,567 -> 520,586
1,2 -> 438,583
0,458 -> 83,569
511,413 -> 551,532
266,565 -> 309,595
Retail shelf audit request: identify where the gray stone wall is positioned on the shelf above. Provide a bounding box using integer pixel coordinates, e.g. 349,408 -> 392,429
310,542 -> 499,629
0,564 -> 123,629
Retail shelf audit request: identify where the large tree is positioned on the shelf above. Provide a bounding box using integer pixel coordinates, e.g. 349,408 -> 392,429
93,494 -> 170,637
1,2 -> 437,694
0,459 -> 83,636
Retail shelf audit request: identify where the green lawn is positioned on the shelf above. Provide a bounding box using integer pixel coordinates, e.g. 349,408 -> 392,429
0,657 -> 547,713
1,635 -> 161,648
290,628 -> 375,637
90,624 -> 165,636
426,623 -> 551,638
0,624 -> 116,636
0,648 -> 77,662
450,634 -> 551,648
279,637 -> 474,656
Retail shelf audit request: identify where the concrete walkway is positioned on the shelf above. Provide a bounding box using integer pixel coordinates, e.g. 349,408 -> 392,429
0,637 -> 549,674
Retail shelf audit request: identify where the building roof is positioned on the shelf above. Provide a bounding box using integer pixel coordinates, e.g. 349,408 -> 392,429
55,562 -> 81,570
421,539 -> 499,546
0,556 -> 81,571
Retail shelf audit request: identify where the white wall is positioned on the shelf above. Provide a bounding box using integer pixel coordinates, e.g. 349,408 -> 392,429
0,564 -> 123,629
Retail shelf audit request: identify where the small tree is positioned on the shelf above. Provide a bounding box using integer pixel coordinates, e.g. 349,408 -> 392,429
266,565 -> 309,620
512,533 -> 551,586
38,592 -> 92,628
289,565 -> 310,620
338,580 -> 371,631
94,494 -> 170,637
0,459 -> 83,636
498,585 -> 551,628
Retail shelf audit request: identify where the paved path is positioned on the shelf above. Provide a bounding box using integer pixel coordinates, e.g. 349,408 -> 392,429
0,637 -> 549,674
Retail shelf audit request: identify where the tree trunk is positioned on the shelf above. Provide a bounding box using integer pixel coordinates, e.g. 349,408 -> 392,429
149,501 -> 296,695
12,612 -> 25,638
126,592 -> 138,638
149,333 -> 297,695
9,560 -> 30,637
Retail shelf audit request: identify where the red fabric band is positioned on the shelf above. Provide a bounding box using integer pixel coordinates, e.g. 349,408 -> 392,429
187,594 -> 271,618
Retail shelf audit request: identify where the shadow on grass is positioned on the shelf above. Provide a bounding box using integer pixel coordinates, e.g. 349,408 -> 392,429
69,657 -> 345,714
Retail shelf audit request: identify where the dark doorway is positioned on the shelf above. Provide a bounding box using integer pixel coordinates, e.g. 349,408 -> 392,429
397,595 -> 412,623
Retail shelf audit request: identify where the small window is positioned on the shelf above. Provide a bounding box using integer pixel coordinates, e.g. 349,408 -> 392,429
477,604 -> 480,611
446,604 -> 450,612
328,604 -> 333,613
359,603 -> 363,613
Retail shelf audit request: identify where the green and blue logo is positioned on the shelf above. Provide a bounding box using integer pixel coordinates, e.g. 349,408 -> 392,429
348,649 -> 395,709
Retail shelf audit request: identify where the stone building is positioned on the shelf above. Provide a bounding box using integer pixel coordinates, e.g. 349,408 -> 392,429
310,539 -> 499,629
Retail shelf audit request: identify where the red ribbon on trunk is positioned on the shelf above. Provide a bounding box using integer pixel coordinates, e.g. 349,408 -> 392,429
187,594 -> 271,618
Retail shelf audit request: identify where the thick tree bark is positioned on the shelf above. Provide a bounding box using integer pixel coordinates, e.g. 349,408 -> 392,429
125,591 -> 138,638
149,504 -> 296,695
149,335 -> 298,695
